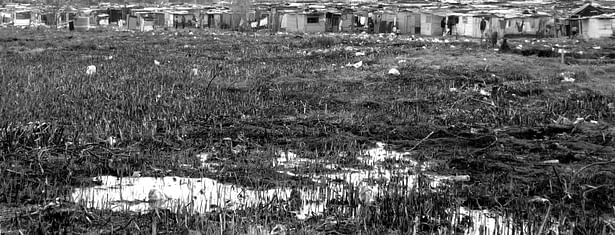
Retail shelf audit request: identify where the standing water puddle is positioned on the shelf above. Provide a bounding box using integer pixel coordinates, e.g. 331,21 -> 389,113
72,142 -> 527,234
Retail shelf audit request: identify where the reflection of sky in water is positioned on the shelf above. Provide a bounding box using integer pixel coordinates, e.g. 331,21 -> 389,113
72,142 -> 527,234
72,176 -> 327,219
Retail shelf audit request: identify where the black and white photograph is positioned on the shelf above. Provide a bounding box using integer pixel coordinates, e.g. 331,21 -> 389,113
1,0 -> 614,233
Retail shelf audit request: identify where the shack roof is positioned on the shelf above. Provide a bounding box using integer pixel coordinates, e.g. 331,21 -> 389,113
577,12 -> 615,19
570,3 -> 603,17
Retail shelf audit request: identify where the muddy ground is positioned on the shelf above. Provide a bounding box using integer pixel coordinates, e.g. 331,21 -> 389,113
0,28 -> 614,234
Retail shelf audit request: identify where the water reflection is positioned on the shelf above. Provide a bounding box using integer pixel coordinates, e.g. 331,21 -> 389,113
71,142 -> 521,234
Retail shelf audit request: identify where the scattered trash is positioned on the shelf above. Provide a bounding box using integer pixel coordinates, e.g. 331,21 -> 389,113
388,68 -> 400,76
479,89 -> 491,96
86,65 -> 96,75
559,72 -> 575,83
347,61 -> 363,68
449,88 -> 458,92
573,117 -> 585,125
528,196 -> 550,203
541,160 -> 560,164
106,136 -> 118,147
197,152 -> 209,162
191,68 -> 199,76
154,60 -> 160,66
355,52 -> 365,56
105,55 -> 113,60
398,59 -> 406,64
592,46 -> 601,50
553,116 -> 586,125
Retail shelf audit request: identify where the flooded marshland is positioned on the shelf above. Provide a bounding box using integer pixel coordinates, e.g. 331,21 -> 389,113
72,143 -> 539,234
1,29 -> 614,234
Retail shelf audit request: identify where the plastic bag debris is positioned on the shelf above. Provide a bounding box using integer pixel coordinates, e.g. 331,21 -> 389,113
86,65 -> 96,75
347,61 -> 363,68
388,68 -> 400,76
560,72 -> 575,83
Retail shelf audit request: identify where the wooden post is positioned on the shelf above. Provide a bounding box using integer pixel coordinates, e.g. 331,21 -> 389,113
561,51 -> 565,64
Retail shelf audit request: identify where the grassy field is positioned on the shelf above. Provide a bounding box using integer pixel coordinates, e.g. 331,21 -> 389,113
1,28 -> 614,234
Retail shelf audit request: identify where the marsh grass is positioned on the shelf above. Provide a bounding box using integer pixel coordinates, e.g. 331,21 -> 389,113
1,29 -> 614,234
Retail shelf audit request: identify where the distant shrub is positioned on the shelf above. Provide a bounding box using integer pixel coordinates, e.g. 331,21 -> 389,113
71,41 -> 98,50
308,36 -> 338,48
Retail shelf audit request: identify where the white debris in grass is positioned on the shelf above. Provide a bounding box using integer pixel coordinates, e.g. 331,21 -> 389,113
86,65 -> 96,75
154,60 -> 160,66
197,152 -> 209,165
106,136 -> 118,146
560,72 -> 575,83
347,61 -> 363,68
388,68 -> 400,76
541,160 -> 559,164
